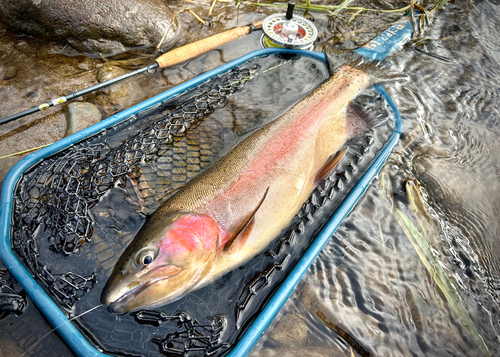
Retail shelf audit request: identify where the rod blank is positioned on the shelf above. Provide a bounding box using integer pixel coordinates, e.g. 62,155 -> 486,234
0,21 -> 263,126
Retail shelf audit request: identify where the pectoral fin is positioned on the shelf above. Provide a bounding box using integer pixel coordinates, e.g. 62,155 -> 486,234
316,147 -> 348,183
224,186 -> 270,253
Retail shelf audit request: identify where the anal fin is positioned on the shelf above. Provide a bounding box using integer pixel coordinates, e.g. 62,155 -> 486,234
316,147 -> 348,183
224,186 -> 270,253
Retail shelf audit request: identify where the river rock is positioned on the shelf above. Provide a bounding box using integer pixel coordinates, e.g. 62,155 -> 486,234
65,102 -> 102,136
96,66 -> 131,106
0,334 -> 24,357
0,0 -> 182,56
251,347 -> 339,357
269,313 -> 308,348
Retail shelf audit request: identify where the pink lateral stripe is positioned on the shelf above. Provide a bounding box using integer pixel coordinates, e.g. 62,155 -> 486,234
224,72 -> 357,197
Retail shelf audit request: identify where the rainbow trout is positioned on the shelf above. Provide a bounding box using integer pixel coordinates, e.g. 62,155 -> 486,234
103,65 -> 383,313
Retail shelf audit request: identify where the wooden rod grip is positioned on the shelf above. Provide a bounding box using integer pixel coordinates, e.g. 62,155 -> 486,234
156,22 -> 263,69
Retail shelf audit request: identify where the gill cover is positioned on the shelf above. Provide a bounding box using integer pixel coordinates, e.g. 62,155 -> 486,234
103,212 -> 221,313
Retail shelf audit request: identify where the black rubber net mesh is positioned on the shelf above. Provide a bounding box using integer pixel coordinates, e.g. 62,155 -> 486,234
5,53 -> 395,357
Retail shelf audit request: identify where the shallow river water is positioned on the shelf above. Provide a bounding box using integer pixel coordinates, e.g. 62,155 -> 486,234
251,2 -> 500,357
1,1 -> 500,357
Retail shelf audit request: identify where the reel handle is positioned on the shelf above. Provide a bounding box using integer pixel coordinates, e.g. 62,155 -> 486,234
156,20 -> 264,69
285,2 -> 295,20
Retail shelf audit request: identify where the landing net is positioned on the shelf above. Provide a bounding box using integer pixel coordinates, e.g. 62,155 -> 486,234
6,54 -> 394,356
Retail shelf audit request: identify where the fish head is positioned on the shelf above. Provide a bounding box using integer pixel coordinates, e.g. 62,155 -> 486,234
103,212 -> 221,313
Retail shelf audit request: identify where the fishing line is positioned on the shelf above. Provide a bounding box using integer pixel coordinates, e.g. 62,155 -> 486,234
0,144 -> 53,160
20,304 -> 104,356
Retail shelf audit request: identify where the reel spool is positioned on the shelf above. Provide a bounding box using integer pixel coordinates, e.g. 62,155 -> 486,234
260,2 -> 318,50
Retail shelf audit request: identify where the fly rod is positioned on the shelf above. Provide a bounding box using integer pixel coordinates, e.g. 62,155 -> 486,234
0,20 -> 264,126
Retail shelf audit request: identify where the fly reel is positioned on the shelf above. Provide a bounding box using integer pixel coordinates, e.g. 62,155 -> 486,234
260,2 -> 318,50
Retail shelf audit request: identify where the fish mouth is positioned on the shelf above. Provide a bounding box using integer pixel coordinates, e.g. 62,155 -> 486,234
106,265 -> 182,313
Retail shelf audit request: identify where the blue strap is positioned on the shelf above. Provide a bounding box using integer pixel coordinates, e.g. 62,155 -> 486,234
354,16 -> 415,61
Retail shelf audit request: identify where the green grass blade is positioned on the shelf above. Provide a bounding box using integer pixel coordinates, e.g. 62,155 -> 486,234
395,209 -> 491,356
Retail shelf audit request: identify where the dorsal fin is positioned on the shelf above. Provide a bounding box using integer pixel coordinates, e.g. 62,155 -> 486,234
316,147 -> 348,183
346,102 -> 387,139
224,186 -> 270,253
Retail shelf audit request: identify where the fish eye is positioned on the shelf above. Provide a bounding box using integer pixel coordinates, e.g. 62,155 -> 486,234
136,250 -> 155,267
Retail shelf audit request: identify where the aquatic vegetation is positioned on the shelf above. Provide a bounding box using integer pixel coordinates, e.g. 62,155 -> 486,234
316,310 -> 372,357
394,181 -> 491,357
236,0 -> 451,25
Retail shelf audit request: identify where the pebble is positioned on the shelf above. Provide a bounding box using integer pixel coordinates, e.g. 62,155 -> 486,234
78,63 -> 91,71
4,65 -> 18,80
96,65 -> 130,105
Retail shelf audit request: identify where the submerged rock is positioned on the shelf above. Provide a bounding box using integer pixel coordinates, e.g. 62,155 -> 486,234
0,0 -> 182,56
251,347 -> 339,357
0,333 -> 24,357
269,314 -> 308,348
65,102 -> 102,136
96,66 -> 131,106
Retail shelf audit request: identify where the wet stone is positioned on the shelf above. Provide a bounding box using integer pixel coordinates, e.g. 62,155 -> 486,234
138,181 -> 155,192
187,158 -> 200,164
155,185 -> 171,193
172,168 -> 186,175
65,102 -> 102,137
187,151 -> 200,158
173,145 -> 187,152
173,153 -> 186,161
97,248 -> 115,262
269,314 -> 308,348
78,63 -> 91,71
157,163 -> 172,171
140,173 -> 156,182
141,196 -> 156,207
4,65 -> 17,80
0,0 -> 182,55
0,334 -> 25,357
141,184 -> 156,198
94,242 -> 108,254
96,66 -> 130,105
101,259 -> 116,274
187,164 -> 200,171
158,155 -> 173,163
156,177 -> 171,186
251,347 -> 339,357
138,165 -> 156,174
157,170 -> 171,178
